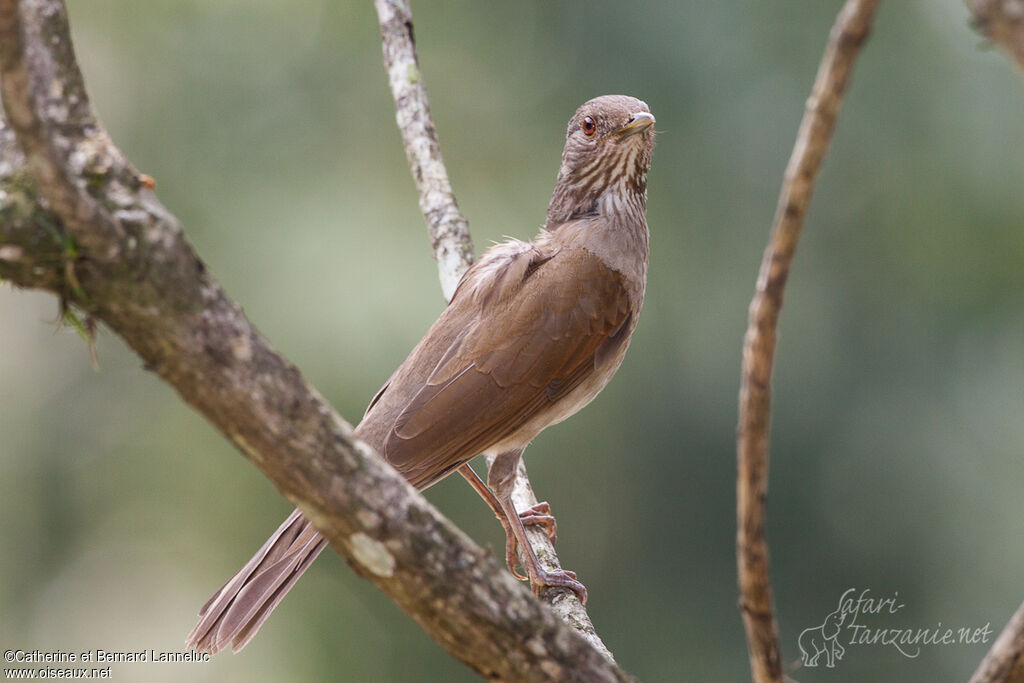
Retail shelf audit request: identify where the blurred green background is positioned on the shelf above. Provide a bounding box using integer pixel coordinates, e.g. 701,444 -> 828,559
2,1 -> 1022,681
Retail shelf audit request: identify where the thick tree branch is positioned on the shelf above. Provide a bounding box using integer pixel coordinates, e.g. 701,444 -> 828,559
373,0 -> 616,660
736,1 -> 881,681
0,0 -> 632,680
970,601 -> 1024,683
967,0 -> 1024,73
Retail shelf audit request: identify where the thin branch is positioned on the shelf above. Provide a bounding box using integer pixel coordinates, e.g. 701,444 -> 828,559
374,0 -> 473,300
970,602 -> 1024,682
373,0 -> 616,659
967,0 -> 1024,73
0,1 -> 632,679
736,1 -> 881,681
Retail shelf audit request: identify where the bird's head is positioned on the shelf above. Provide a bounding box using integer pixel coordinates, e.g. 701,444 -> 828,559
546,95 -> 656,229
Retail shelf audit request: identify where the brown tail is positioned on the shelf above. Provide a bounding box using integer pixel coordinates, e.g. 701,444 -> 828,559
186,509 -> 327,654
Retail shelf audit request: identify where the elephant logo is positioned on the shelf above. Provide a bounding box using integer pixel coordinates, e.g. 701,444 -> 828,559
799,607 -> 847,668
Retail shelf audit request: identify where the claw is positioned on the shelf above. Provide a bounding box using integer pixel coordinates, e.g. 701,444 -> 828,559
529,568 -> 588,605
505,533 -> 528,580
518,501 -> 557,543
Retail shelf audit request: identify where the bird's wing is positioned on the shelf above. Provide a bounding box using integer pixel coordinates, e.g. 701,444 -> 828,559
383,245 -> 632,487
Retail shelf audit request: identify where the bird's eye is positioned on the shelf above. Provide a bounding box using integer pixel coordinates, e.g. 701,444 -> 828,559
582,116 -> 597,137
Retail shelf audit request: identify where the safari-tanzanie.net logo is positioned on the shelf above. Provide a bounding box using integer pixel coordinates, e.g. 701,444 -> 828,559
797,588 -> 993,669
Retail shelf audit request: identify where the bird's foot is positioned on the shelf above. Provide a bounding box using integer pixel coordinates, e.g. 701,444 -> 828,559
528,566 -> 588,605
518,501 -> 557,543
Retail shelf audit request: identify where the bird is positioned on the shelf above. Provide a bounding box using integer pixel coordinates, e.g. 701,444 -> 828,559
187,94 -> 656,654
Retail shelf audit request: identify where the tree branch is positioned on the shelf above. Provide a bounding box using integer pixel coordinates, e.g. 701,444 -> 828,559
736,1 -> 881,681
970,601 -> 1024,683
967,0 -> 1024,73
373,0 -> 616,660
0,0 -> 632,679
374,0 -> 473,300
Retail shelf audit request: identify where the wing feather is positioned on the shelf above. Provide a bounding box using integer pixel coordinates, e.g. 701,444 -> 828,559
383,246 -> 631,488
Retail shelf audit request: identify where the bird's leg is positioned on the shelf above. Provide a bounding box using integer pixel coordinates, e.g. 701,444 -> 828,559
459,463 -> 558,536
458,463 -> 525,579
458,463 -> 558,577
486,450 -> 588,604
498,494 -> 587,604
